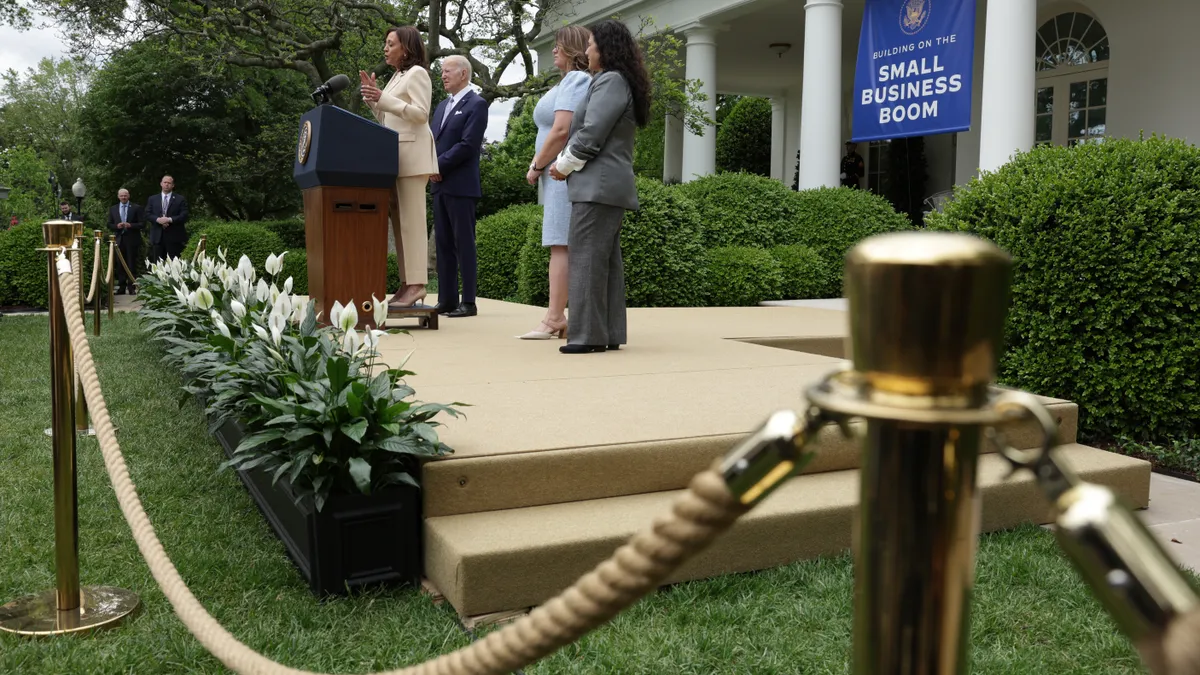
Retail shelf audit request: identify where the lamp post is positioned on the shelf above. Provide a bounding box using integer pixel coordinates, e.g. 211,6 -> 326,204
71,179 -> 86,221
0,184 -> 10,202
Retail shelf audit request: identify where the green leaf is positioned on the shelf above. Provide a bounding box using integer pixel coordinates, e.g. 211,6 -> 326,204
340,419 -> 369,443
326,357 -> 350,396
346,390 -> 363,418
266,414 -> 298,427
378,436 -> 427,455
208,334 -> 237,353
235,428 -> 285,452
412,422 -> 439,446
271,460 -> 294,485
347,457 -> 372,494
369,371 -> 392,400
284,427 -> 319,442
382,471 -> 420,489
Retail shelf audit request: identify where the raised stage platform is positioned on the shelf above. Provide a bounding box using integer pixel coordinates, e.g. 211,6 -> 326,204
372,299 -> 1151,618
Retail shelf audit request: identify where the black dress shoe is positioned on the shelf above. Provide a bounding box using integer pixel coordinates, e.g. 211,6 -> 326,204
607,344 -> 621,351
116,286 -> 127,295
560,344 -> 607,354
434,302 -> 458,315
447,303 -> 477,318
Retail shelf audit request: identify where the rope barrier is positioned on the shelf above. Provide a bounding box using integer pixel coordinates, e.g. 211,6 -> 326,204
114,243 -> 136,284
53,260 -> 752,675
105,239 -> 115,288
84,237 -> 101,305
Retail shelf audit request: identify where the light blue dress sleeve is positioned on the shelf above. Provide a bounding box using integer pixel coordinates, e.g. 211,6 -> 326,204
555,70 -> 591,113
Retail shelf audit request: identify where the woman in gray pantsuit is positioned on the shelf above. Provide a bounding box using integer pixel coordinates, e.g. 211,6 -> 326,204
548,19 -> 651,354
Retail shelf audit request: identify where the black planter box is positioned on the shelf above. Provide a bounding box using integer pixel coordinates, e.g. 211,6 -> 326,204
213,418 -> 422,597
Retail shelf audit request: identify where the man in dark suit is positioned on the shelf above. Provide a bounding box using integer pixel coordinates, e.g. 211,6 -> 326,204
430,55 -> 489,318
57,201 -> 81,222
144,175 -> 189,262
106,188 -> 144,294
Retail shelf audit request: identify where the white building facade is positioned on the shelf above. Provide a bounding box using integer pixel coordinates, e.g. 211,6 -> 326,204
533,0 -> 1200,199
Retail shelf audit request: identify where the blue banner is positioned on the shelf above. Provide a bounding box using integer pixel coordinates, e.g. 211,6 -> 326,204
852,0 -> 976,143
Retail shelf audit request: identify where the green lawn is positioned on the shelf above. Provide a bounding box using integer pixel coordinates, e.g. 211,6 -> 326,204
0,313 -> 1155,674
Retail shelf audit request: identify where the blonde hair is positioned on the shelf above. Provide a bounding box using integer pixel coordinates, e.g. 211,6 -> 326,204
555,25 -> 591,72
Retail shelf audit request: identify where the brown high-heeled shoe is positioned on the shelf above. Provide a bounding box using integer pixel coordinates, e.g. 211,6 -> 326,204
389,284 -> 427,310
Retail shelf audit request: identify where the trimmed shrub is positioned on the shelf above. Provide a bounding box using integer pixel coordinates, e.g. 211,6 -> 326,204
769,245 -> 829,300
516,218 -> 551,306
478,149 -> 537,219
278,248 -> 309,295
927,136 -> 1200,441
716,97 -> 772,176
262,219 -> 306,250
777,187 -> 912,295
704,246 -> 783,307
674,172 -> 799,248
478,204 -> 541,301
386,253 -> 402,294
182,222 -> 284,274
0,222 -> 47,307
622,177 -> 707,307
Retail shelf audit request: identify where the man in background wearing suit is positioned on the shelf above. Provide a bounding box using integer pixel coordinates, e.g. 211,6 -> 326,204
57,200 -> 81,223
430,55 -> 489,318
106,188 -> 144,294
145,175 -> 189,262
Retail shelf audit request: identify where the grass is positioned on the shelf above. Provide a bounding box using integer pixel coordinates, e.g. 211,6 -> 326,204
0,313 -> 1177,673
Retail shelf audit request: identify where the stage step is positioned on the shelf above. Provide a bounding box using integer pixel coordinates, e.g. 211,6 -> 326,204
423,443 -> 1149,617
420,397 -> 1080,517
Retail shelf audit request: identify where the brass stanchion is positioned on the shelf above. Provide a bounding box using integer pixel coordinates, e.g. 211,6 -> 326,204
0,220 -> 140,636
106,236 -> 116,321
190,233 -> 207,264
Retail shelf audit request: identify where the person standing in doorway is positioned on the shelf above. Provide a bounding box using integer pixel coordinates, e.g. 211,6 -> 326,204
430,54 -> 489,318
145,175 -> 189,262
841,141 -> 865,189
106,188 -> 144,294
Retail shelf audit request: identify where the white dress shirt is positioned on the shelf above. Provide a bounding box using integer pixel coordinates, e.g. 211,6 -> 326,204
440,88 -> 470,129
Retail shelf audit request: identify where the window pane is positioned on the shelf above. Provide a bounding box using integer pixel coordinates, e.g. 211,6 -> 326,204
1081,19 -> 1107,52
1071,15 -> 1095,41
1091,37 -> 1111,62
1037,87 -> 1055,115
1088,108 -> 1107,137
1088,79 -> 1108,107
1055,14 -> 1076,44
1070,82 -> 1088,110
1069,110 -> 1087,139
1036,114 -> 1053,143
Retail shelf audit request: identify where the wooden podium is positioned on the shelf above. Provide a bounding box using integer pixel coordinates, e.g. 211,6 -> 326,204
293,105 -> 437,330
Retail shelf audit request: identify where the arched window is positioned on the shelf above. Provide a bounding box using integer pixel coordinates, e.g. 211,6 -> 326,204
1034,12 -> 1109,146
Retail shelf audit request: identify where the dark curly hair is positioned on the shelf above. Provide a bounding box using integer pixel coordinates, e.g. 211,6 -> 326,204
588,19 -> 652,127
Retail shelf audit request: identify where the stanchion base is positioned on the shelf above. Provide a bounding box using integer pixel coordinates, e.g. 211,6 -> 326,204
0,586 -> 140,636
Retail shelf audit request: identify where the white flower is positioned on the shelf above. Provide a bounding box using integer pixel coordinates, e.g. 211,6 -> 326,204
363,328 -> 386,350
230,299 -> 246,320
188,269 -> 200,282
253,324 -> 270,342
292,300 -> 309,326
174,285 -> 189,306
341,327 -> 361,355
329,300 -> 345,329
218,267 -> 233,289
372,294 -> 387,328
194,287 -> 214,311
268,310 -> 288,347
264,251 -> 286,276
217,247 -> 227,263
338,300 -> 359,333
269,283 -> 281,305
211,311 -> 231,339
283,276 -> 294,295
201,256 -> 215,277
256,279 -> 270,303
237,255 -> 254,279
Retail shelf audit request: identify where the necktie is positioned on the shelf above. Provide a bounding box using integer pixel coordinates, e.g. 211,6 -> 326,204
163,194 -> 170,213
441,96 -> 456,129
121,204 -> 127,222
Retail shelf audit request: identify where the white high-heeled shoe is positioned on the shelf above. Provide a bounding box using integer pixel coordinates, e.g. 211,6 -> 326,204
516,320 -> 566,340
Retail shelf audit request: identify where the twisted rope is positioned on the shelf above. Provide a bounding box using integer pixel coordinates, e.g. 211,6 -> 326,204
54,262 -> 751,675
84,237 -> 102,304
105,238 -> 115,288
114,242 -> 136,283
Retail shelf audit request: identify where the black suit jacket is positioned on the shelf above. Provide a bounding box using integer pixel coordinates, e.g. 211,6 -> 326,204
144,192 -> 189,246
107,203 -> 145,243
429,90 -> 489,198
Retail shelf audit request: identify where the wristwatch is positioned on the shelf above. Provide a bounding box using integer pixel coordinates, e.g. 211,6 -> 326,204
530,161 -> 548,172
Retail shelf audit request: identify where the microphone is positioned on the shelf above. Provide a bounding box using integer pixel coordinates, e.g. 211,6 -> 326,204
311,74 -> 351,104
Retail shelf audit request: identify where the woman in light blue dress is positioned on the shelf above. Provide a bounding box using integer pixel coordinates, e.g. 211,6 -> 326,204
518,25 -> 593,340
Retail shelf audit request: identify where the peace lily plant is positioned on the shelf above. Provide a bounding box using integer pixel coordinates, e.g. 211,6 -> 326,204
138,250 -> 460,511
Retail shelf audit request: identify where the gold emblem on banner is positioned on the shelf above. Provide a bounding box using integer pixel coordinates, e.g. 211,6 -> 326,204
297,120 -> 313,165
900,0 -> 931,35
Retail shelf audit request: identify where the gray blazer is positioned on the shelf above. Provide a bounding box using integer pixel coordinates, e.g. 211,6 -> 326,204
565,70 -> 639,212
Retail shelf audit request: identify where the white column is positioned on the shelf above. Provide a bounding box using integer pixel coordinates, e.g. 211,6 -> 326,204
978,0 -> 1036,172
798,0 -> 843,190
663,112 -> 684,183
785,90 -> 803,188
770,97 -> 787,182
682,25 -> 718,181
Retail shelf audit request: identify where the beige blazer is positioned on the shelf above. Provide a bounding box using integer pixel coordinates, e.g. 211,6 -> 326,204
366,66 -> 439,178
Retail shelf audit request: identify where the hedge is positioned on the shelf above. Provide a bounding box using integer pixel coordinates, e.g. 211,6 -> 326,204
278,248 -> 309,295
716,97 -> 772,176
478,204 -> 541,301
261,219 -> 306,250
516,218 -> 552,306
478,149 -> 537,219
769,245 -> 828,301
621,177 -> 708,307
705,246 -> 783,307
673,172 -> 797,248
927,136 -> 1200,441
777,187 -> 912,296
182,222 -> 284,275
0,222 -> 104,309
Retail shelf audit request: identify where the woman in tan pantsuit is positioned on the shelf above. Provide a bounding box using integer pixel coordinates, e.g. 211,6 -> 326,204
360,25 -> 440,309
